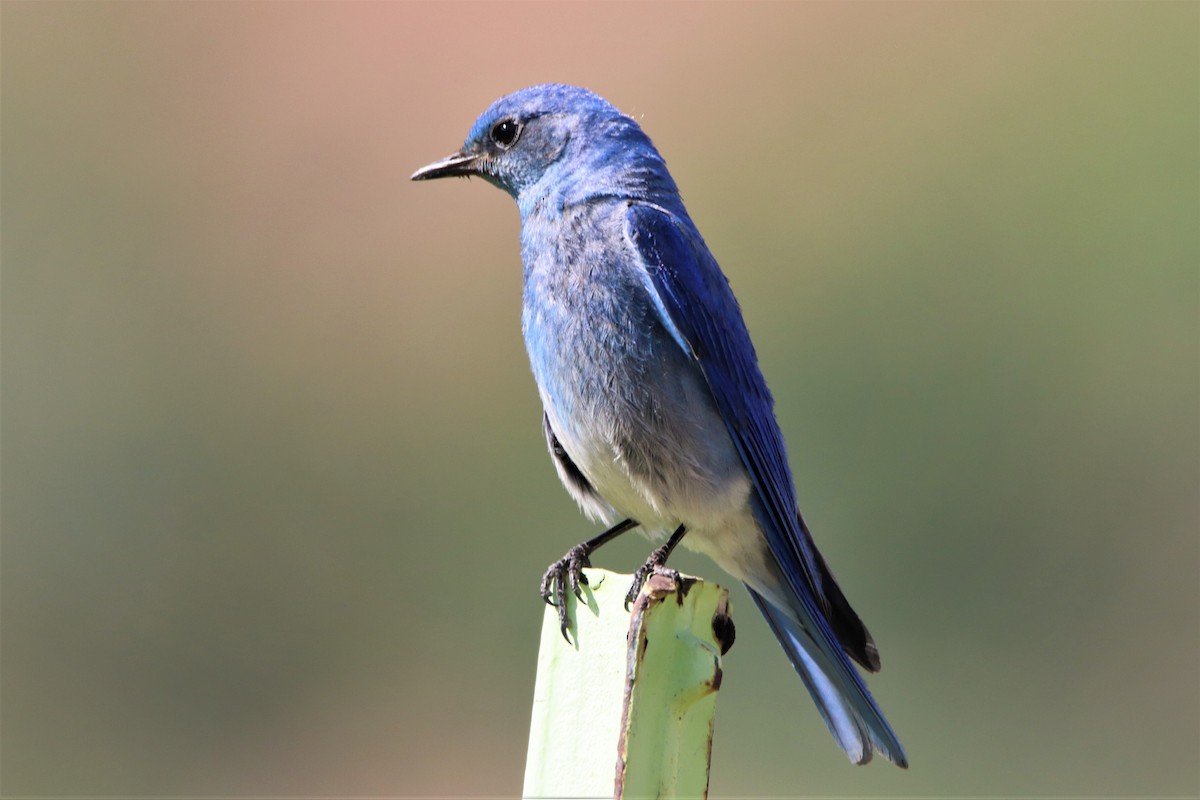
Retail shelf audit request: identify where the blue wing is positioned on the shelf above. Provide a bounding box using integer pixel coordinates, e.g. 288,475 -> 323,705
624,200 -> 907,767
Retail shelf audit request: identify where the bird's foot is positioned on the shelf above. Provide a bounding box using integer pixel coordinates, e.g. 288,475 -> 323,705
625,546 -> 681,609
539,543 -> 593,642
537,519 -> 641,644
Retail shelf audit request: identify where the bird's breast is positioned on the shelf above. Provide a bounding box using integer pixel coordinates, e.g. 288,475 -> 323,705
520,208 -> 750,533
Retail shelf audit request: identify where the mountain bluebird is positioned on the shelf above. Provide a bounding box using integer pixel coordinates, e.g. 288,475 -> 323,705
412,84 -> 907,768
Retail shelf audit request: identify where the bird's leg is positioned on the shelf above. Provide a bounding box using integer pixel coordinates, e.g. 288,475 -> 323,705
540,518 -> 638,642
625,524 -> 689,608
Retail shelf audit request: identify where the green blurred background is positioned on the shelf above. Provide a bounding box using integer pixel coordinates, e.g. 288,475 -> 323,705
3,2 -> 1197,796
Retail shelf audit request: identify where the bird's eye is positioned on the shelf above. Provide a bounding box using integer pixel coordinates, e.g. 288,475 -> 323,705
490,119 -> 521,148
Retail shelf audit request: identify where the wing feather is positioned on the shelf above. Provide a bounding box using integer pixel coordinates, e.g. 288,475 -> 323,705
623,201 -> 907,767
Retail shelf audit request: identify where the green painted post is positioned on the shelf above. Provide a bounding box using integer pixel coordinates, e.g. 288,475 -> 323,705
522,568 -> 732,800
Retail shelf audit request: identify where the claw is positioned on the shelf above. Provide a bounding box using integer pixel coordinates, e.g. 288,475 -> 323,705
557,603 -> 571,643
624,525 -> 688,609
538,570 -> 557,606
536,520 -> 642,645
625,563 -> 681,609
539,543 -> 594,644
569,562 -> 589,599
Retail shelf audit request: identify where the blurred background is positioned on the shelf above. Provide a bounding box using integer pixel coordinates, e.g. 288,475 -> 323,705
3,2 -> 1197,797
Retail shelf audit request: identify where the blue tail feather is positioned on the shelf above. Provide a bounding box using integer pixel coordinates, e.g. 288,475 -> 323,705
748,589 -> 908,767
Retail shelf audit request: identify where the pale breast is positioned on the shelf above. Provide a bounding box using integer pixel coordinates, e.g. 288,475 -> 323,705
522,202 -> 752,535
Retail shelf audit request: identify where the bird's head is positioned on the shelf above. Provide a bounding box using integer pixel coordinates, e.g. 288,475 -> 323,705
412,84 -> 677,213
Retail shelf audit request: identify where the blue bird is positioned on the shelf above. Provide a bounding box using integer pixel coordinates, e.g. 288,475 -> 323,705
412,84 -> 907,768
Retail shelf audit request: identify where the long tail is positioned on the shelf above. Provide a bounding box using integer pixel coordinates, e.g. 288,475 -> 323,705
748,588 -> 908,768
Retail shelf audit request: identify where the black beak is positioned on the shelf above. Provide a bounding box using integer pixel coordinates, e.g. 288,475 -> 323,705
411,151 -> 482,181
